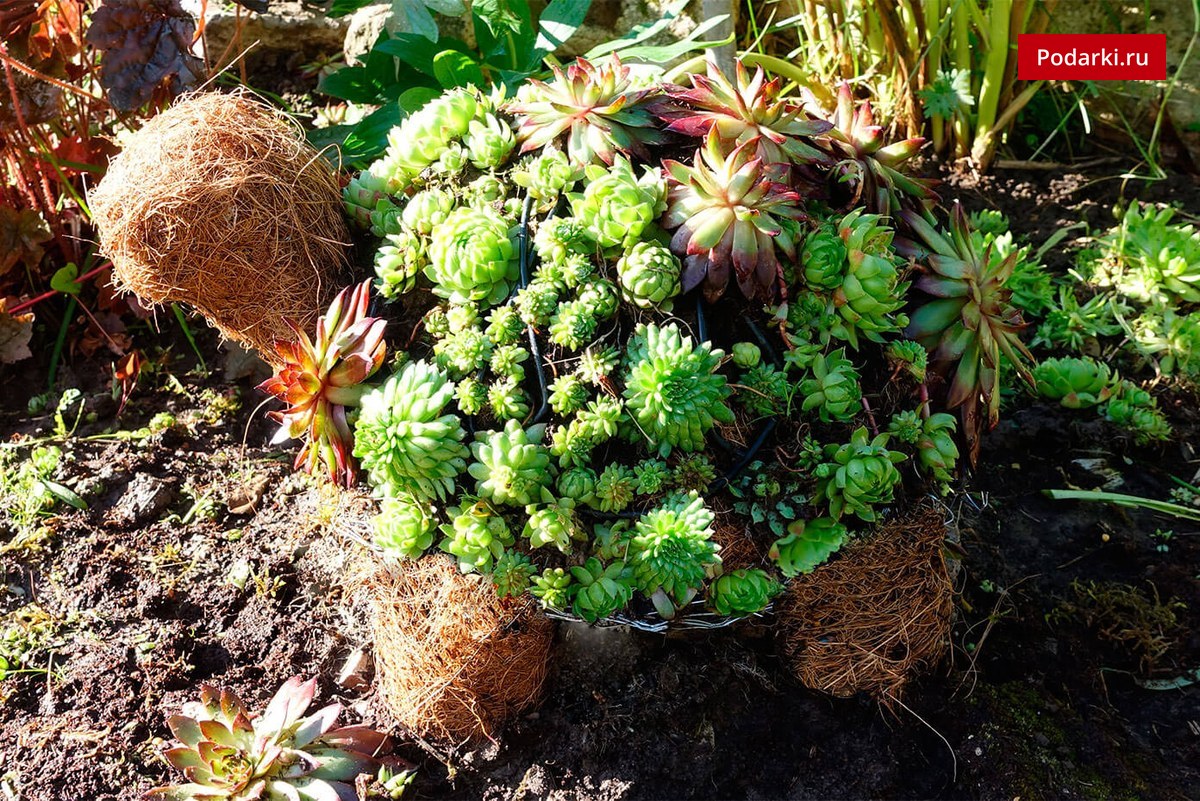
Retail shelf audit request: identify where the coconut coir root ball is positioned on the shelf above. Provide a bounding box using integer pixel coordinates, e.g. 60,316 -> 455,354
89,90 -> 350,362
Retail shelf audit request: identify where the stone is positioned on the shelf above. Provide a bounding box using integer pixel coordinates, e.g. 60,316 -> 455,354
204,0 -> 348,67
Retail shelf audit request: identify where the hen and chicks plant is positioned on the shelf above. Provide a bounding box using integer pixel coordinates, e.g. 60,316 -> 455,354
622,322 -> 734,457
258,281 -> 386,488
627,492 -> 722,617
147,676 -> 398,801
353,360 -> 468,502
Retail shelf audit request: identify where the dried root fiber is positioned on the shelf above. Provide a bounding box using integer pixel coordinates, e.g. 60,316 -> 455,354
367,554 -> 554,744
775,501 -> 953,701
89,90 -> 350,362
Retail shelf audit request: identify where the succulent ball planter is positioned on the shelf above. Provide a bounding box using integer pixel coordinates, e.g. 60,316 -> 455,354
263,54 -> 1024,649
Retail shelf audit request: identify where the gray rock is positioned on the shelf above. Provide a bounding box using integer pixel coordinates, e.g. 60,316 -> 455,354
110,473 -> 177,528
204,0 -> 349,66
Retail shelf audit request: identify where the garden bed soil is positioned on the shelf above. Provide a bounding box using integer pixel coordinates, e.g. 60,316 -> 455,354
1,164 -> 1198,800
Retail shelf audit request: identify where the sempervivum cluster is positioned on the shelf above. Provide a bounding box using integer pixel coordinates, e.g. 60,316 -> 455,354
147,677 -> 401,801
264,57 -> 1021,626
627,492 -> 722,617
622,322 -> 734,457
427,206 -> 519,305
353,360 -> 468,502
662,129 -> 805,302
815,427 -> 906,521
1033,356 -> 1115,409
258,281 -> 386,488
506,55 -> 666,166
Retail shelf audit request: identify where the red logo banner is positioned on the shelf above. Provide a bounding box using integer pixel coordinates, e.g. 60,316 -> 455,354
1017,34 -> 1167,81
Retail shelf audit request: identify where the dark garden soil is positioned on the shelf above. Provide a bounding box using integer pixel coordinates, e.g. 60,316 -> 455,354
2,165 -> 1199,801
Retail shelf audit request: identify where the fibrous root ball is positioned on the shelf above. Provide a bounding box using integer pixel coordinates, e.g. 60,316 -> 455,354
89,91 -> 350,362
368,554 -> 554,743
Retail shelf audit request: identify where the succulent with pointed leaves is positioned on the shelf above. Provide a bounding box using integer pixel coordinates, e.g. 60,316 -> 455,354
423,305 -> 450,339
380,87 -> 478,182
1131,305 -> 1200,378
623,322 -> 734,457
145,676 -> 398,801
916,412 -> 959,484
659,61 -> 832,167
259,281 -> 386,488
373,494 -> 435,561
353,360 -> 468,502
531,567 -> 572,609
899,205 -> 1035,463
707,568 -> 781,616
488,377 -> 530,421
426,206 -> 518,305
569,156 -> 667,251
886,409 -> 923,445
402,188 -> 454,236
885,339 -> 927,382
533,217 -> 589,269
455,376 -> 488,416
556,465 -> 597,504
576,346 -> 620,385
662,129 -> 805,302
575,396 -> 623,442
1104,381 -> 1172,444
490,344 -> 530,381
814,427 -> 905,521
433,327 -> 493,378
439,501 -> 514,574
834,209 -> 908,346
548,299 -> 600,350
799,349 -> 863,423
633,459 -> 671,496
548,373 -> 589,416
738,363 -> 790,417
820,83 -> 937,216
1093,204 -> 1200,306
465,113 -> 516,169
506,55 -> 667,166
514,279 -> 561,327
1033,357 -> 1116,409
671,453 -> 716,493
374,228 -> 427,298
368,197 -> 405,238
628,492 -> 721,616
769,516 -> 848,577
469,420 -> 554,507
570,558 -> 635,623
485,304 -> 525,346
616,241 -> 683,310
731,342 -> 761,369
512,149 -> 583,205
523,498 -> 582,552
492,550 -> 537,598
591,463 -> 637,513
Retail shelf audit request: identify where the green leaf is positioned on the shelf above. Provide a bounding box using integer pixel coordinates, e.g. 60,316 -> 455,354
432,49 -> 486,88
604,16 -> 731,63
341,103 -> 407,164
50,263 -> 82,295
0,655 -> 8,680
397,0 -> 440,41
39,478 -> 88,510
327,0 -> 378,17
376,34 -> 472,77
533,0 -> 590,62
398,86 -> 441,111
